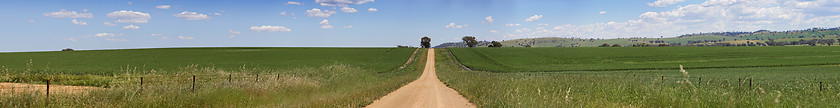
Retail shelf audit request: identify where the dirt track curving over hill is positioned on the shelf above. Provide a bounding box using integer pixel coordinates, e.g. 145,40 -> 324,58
366,49 -> 475,108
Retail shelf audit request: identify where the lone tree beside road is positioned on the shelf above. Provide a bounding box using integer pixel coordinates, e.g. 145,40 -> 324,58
462,36 -> 478,47
421,36 -> 431,48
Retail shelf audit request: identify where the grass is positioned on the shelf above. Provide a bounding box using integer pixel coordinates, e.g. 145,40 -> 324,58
0,47 -> 424,107
449,47 -> 840,72
0,47 -> 415,75
437,48 -> 840,107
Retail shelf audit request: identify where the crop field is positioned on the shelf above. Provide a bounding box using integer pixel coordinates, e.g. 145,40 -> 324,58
449,47 -> 840,72
0,47 -> 423,107
438,48 -> 840,107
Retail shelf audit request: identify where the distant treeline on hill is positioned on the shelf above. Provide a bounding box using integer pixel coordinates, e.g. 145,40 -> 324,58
435,26 -> 840,47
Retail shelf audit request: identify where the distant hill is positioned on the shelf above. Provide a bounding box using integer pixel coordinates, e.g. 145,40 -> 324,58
433,41 -> 491,48
436,27 -> 840,47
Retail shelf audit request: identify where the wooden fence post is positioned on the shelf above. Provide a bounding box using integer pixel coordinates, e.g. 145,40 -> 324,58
46,79 -> 50,106
256,74 -> 259,82
749,79 -> 752,88
699,77 -> 702,87
276,74 -> 280,80
820,82 -> 823,91
192,75 -> 196,92
661,76 -> 664,84
228,75 -> 232,83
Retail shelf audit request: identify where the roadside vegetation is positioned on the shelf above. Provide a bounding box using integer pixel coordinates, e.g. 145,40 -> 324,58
437,48 -> 840,107
0,47 -> 424,107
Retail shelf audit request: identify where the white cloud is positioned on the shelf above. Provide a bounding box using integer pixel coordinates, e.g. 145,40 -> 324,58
229,30 -> 241,35
178,36 -> 195,40
538,23 -> 549,26
316,0 -> 374,6
104,22 -> 117,26
93,33 -> 123,37
213,13 -> 222,16
127,1 -> 133,5
123,24 -> 139,30
286,1 -> 303,5
71,19 -> 87,25
305,8 -> 336,18
160,37 -> 169,40
107,10 -> 151,23
648,0 -> 686,7
174,11 -> 211,20
504,0 -> 840,39
43,9 -> 93,18
104,38 -> 129,42
151,34 -> 162,36
368,8 -> 378,12
341,7 -> 358,13
27,20 -> 35,23
490,30 -> 499,33
483,16 -> 494,23
250,25 -> 292,32
156,5 -> 171,9
599,11 -> 607,14
320,19 -> 334,29
505,23 -> 521,27
342,25 -> 353,28
280,11 -> 288,16
63,37 -> 77,42
525,15 -> 543,22
444,23 -> 467,29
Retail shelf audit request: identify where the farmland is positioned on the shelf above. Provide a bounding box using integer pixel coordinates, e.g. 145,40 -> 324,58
0,47 -> 423,107
438,48 -> 840,107
448,47 -> 840,72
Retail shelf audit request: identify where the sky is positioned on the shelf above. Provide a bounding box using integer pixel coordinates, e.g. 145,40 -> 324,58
2,0 -> 840,52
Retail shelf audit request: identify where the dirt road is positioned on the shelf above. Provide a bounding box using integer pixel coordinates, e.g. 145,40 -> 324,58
367,49 -> 475,108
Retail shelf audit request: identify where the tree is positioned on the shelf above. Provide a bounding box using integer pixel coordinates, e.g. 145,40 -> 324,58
611,44 -> 622,47
598,43 -> 610,47
488,41 -> 503,47
461,36 -> 478,47
420,37 -> 431,48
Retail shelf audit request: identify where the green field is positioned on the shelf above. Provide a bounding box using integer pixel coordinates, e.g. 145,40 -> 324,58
1,47 -> 423,107
449,47 -> 840,72
0,47 -> 413,75
438,48 -> 840,107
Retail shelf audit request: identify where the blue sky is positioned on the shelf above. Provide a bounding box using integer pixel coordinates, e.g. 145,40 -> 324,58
2,0 -> 840,52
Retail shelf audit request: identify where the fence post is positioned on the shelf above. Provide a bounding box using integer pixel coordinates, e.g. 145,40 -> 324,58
820,82 -> 823,91
192,75 -> 196,93
46,79 -> 50,106
228,75 -> 232,83
276,74 -> 280,80
749,78 -> 752,88
661,76 -> 664,84
699,77 -> 702,87
256,74 -> 259,82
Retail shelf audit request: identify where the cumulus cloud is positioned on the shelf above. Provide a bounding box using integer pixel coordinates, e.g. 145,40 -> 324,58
305,8 -> 336,18
525,15 -> 543,22
250,25 -> 292,32
341,7 -> 358,13
93,33 -> 123,37
151,34 -> 162,36
342,25 -> 353,28
123,24 -> 139,30
538,23 -> 549,26
280,11 -> 288,16
286,1 -> 303,5
316,0 -> 374,6
178,36 -> 195,40
368,8 -> 378,12
156,5 -> 171,9
71,19 -> 87,25
104,22 -> 117,26
27,20 -> 35,23
504,0 -> 840,39
599,11 -> 607,14
444,23 -> 467,29
174,11 -> 211,20
648,0 -> 686,7
490,30 -> 499,33
43,9 -> 93,18
229,30 -> 241,35
320,19 -> 334,29
505,23 -> 521,27
107,10 -> 151,23
483,16 -> 494,23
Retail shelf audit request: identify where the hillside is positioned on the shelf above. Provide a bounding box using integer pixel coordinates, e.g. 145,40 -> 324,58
436,27 -> 840,47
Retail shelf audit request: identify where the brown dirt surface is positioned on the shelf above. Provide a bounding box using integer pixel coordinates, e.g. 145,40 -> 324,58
366,49 -> 475,108
0,83 -> 105,95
